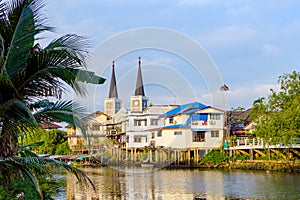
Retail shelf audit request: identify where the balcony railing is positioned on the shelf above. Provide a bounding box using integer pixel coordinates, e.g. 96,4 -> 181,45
228,137 -> 300,149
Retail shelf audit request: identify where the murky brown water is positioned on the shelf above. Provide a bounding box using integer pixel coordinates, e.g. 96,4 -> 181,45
55,166 -> 300,200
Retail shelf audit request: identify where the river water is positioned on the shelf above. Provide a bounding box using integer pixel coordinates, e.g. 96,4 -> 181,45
54,166 -> 300,200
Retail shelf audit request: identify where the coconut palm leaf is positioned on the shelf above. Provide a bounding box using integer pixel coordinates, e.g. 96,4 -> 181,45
0,157 -> 43,199
0,156 -> 96,192
15,41 -> 105,100
70,68 -> 106,84
0,98 -> 37,138
1,0 -> 50,79
32,100 -> 86,123
32,100 -> 88,137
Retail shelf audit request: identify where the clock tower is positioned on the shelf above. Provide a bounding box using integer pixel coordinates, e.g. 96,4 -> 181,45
130,57 -> 148,112
104,61 -> 121,116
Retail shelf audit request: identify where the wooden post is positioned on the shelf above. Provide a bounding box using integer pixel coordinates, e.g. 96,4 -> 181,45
174,150 -> 179,165
168,148 -> 172,165
179,150 -> 182,164
149,150 -> 152,162
131,149 -> 134,162
187,149 -> 190,165
134,148 -> 137,163
250,149 -> 253,160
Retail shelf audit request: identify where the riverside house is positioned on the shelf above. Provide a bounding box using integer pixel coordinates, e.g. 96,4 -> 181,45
153,102 -> 224,152
66,111 -> 111,153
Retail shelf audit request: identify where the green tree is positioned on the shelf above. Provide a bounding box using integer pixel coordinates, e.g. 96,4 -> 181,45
250,71 -> 300,145
19,129 -> 72,155
0,0 -> 104,198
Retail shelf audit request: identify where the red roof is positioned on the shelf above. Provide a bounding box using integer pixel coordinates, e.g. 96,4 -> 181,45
40,122 -> 62,129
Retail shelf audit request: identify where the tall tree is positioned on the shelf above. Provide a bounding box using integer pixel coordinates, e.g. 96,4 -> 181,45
0,0 -> 105,198
250,71 -> 300,145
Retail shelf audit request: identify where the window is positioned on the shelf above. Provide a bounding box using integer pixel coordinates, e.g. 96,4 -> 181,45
150,118 -> 158,125
134,136 -> 142,143
211,130 -> 219,137
134,120 -> 142,126
157,131 -> 162,137
92,123 -> 100,131
210,121 -> 216,125
193,131 -> 205,142
174,131 -> 182,136
151,132 -> 155,139
210,114 -> 220,120
169,117 -> 174,124
126,136 -> 129,143
134,119 -> 147,126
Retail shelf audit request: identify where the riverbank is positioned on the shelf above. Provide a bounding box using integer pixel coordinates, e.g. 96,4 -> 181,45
163,160 -> 300,173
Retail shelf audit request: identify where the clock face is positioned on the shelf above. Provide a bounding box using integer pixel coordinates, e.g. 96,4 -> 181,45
107,102 -> 112,108
133,100 -> 140,106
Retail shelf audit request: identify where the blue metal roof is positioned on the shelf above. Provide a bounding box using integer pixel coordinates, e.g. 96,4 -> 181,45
162,124 -> 188,129
160,102 -> 208,118
191,113 -> 208,121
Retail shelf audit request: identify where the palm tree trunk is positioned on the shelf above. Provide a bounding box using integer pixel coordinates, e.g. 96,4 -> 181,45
0,121 -> 18,186
0,132 -> 17,157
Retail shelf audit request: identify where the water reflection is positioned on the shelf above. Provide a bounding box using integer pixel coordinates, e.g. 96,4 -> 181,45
64,167 -> 300,200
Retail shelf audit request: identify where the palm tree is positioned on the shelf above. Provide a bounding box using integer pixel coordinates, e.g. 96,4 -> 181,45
0,0 -> 105,198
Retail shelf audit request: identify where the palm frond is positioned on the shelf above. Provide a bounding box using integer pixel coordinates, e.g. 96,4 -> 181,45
69,68 -> 106,84
43,158 -> 95,191
0,98 -> 37,134
32,100 -> 88,137
3,0 -> 51,79
0,157 -> 43,199
44,34 -> 89,64
32,100 -> 87,121
16,44 -> 105,99
0,156 -> 96,192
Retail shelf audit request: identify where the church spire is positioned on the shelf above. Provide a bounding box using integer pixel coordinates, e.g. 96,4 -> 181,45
135,57 -> 145,96
109,61 -> 118,98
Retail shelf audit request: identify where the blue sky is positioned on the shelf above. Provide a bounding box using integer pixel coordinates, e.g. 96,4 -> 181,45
41,0 -> 300,111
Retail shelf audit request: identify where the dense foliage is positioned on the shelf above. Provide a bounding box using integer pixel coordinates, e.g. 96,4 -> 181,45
19,129 -> 72,155
250,71 -> 300,145
200,150 -> 228,165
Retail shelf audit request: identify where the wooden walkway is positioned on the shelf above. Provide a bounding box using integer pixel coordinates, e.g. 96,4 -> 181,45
226,138 -> 300,160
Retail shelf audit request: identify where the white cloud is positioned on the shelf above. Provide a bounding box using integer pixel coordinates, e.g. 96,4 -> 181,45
261,44 -> 282,56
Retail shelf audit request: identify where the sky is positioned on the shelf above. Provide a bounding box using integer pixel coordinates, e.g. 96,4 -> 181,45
41,0 -> 300,112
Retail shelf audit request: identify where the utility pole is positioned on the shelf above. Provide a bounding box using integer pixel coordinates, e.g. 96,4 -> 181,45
220,84 -> 229,137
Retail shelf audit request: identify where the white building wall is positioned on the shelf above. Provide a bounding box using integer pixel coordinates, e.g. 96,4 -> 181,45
164,114 -> 190,126
125,110 -> 168,148
156,129 -> 192,148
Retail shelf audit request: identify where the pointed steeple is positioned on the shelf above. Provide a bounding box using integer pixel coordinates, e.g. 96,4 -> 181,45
135,57 -> 145,96
109,61 -> 118,98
